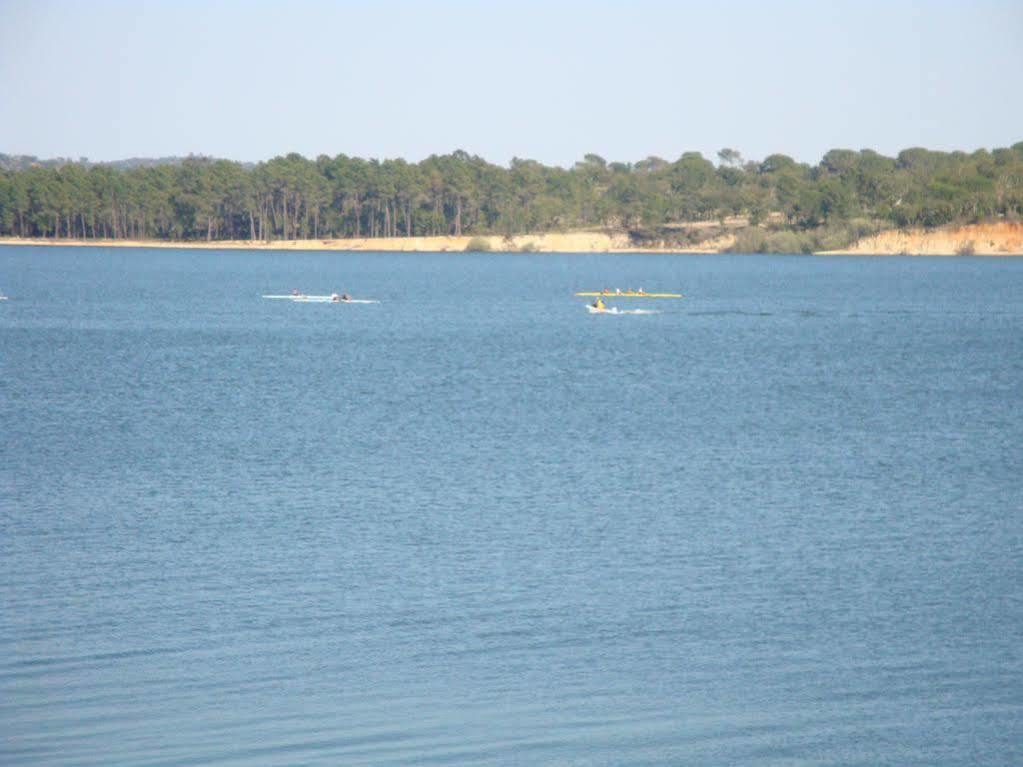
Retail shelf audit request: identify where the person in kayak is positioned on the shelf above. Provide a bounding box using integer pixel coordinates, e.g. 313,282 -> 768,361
341,293 -> 351,302
592,297 -> 605,310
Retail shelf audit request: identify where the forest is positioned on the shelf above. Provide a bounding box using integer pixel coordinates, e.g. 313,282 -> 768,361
1,142 -> 1022,251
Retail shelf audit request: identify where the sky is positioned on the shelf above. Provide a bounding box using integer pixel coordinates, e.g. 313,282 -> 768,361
0,0 -> 1021,167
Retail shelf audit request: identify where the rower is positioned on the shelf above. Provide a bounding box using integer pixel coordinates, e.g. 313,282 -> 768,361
341,293 -> 351,302
331,293 -> 340,302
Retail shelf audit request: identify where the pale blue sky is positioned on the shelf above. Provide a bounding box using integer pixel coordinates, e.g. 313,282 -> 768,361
1,0 -> 1020,166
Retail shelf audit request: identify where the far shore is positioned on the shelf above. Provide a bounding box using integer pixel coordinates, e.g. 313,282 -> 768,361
1,221 -> 1021,255
0,231 -> 693,254
816,221 -> 1023,256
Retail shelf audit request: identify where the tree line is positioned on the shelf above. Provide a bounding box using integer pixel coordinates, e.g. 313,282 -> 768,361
1,143 -> 1021,244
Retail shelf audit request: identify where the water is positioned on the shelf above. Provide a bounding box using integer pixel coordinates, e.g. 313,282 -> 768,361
1,246 -> 1021,766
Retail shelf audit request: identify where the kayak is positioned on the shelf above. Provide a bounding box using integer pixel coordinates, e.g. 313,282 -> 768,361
576,291 -> 681,298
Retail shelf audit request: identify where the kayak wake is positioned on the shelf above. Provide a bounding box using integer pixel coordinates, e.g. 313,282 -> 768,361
585,305 -> 660,315
262,294 -> 379,303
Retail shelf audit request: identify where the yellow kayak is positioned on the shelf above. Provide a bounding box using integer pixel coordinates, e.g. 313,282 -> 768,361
575,291 -> 681,298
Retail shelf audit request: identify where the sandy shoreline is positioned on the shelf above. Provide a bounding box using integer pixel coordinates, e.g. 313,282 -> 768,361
817,222 -> 1023,256
0,232 -> 692,254
2,222 -> 1022,255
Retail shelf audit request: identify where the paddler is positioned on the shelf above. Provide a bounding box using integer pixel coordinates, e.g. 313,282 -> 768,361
592,297 -> 605,310
341,293 -> 351,302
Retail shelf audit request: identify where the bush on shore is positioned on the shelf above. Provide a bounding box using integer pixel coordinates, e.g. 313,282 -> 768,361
465,236 -> 492,252
728,219 -> 884,254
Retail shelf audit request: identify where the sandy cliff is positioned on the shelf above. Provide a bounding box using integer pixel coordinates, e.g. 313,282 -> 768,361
2,221 -> 1021,255
817,222 -> 1023,255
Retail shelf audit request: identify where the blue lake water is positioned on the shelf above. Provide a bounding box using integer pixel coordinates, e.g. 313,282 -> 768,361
1,245 -> 1021,766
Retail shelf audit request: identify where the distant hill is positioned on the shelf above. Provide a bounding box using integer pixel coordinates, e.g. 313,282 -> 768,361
0,153 -> 218,172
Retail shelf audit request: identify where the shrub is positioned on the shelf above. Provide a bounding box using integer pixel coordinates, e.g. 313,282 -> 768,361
727,227 -> 767,253
763,230 -> 810,254
465,236 -> 492,252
